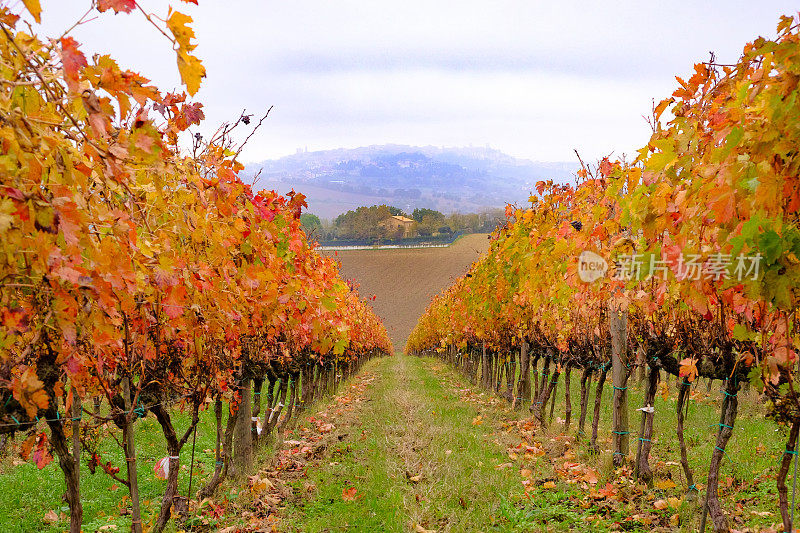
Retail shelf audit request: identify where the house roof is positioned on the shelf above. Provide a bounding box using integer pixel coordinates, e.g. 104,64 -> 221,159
391,215 -> 414,223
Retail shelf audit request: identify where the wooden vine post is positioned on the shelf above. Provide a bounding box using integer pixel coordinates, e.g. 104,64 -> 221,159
233,378 -> 254,477
515,340 -> 531,409
634,364 -> 659,483
71,391 -> 82,533
610,302 -> 629,466
121,377 -> 143,533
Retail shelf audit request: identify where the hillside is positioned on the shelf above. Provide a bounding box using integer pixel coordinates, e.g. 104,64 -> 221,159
244,145 -> 577,219
322,233 -> 490,347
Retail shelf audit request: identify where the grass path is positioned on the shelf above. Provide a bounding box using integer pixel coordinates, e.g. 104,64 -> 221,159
258,354 -> 787,532
279,355 -> 526,532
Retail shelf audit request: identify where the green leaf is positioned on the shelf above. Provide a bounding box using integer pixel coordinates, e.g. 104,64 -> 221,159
732,323 -> 751,341
757,230 -> 782,265
321,296 -> 337,311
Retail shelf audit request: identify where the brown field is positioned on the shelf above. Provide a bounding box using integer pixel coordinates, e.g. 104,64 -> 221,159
322,233 -> 490,350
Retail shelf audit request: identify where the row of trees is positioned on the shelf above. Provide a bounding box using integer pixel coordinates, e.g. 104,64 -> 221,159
0,3 -> 391,533
304,205 -> 504,242
407,14 -> 800,533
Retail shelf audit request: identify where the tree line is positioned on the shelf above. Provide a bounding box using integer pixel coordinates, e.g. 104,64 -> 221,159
301,205 -> 505,242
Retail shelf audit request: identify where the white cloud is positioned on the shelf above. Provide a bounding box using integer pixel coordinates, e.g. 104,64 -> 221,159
30,0 -> 800,163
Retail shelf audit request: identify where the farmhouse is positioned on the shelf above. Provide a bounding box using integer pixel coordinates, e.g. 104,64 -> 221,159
381,215 -> 415,238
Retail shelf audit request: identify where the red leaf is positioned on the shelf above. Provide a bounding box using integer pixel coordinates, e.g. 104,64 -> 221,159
31,433 -> 53,469
22,433 -> 53,469
59,37 -> 87,92
163,285 -> 187,319
96,0 -> 136,13
2,307 -> 29,333
342,487 -> 358,501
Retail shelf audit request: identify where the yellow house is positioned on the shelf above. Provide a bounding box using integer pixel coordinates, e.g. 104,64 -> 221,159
381,215 -> 415,238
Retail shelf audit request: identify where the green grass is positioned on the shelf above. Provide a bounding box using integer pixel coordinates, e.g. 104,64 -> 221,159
280,355 -> 531,532
0,356 -> 791,532
280,354 -> 790,531
471,360 -> 789,531
0,406 -> 236,532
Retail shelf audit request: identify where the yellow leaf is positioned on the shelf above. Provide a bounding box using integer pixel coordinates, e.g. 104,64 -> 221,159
654,478 -> 676,490
166,11 -> 198,52
667,496 -> 682,508
472,415 -> 483,426
543,481 -> 556,489
176,50 -> 205,96
22,0 -> 42,22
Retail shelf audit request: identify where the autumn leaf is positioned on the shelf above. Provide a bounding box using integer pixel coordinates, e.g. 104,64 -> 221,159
59,37 -> 88,92
654,478 -> 676,490
32,436 -> 53,469
21,433 -> 52,469
342,487 -> 358,501
2,306 -> 29,333
21,0 -> 42,22
471,415 -> 483,426
582,467 -> 599,485
167,10 -> 206,95
166,11 -> 198,52
678,357 -> 698,383
12,367 -> 48,418
176,49 -> 205,96
96,0 -> 135,13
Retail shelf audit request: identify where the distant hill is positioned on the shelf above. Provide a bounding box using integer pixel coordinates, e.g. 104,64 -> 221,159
242,145 -> 578,219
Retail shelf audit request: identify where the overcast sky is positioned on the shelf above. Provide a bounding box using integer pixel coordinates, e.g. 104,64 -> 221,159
22,1 -> 800,164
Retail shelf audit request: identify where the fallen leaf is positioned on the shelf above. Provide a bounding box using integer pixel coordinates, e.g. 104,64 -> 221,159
654,499 -> 668,510
655,478 -> 676,490
342,487 -> 358,501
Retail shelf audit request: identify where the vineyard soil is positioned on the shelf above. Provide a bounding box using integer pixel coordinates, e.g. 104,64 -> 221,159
322,233 -> 490,347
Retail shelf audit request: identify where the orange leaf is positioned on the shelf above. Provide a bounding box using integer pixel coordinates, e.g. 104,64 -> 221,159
342,487 -> 358,501
678,357 -> 698,383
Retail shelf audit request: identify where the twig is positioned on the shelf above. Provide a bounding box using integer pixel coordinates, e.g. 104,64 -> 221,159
233,106 -> 273,163
573,149 -> 594,180
251,167 -> 263,190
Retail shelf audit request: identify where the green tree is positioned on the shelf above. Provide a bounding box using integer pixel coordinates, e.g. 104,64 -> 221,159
300,213 -> 322,238
334,205 -> 395,239
411,207 -> 444,222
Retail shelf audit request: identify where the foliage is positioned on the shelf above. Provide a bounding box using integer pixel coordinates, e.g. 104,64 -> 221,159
406,13 -> 800,531
0,2 -> 391,531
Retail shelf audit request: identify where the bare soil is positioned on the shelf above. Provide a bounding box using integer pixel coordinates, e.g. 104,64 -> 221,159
322,233 -> 490,348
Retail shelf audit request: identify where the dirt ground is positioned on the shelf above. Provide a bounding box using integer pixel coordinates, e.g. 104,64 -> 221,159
322,233 -> 490,349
